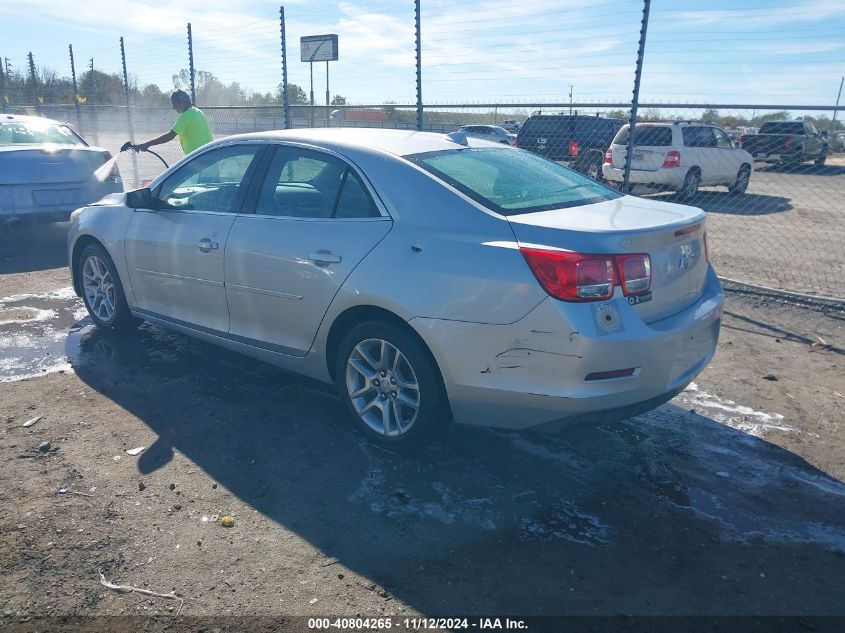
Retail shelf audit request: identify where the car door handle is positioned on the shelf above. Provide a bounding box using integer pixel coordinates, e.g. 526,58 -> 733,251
196,239 -> 218,251
308,251 -> 342,264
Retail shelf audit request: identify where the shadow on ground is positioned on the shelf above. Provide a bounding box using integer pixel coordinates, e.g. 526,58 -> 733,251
0,222 -> 70,274
648,192 -> 793,216
756,163 -> 845,177
62,319 -> 845,616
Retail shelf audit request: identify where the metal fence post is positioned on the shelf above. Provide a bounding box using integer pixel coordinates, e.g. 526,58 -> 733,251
415,0 -> 423,131
120,37 -> 138,187
0,53 -> 6,113
69,44 -> 83,135
622,0 -> 651,194
187,23 -> 196,105
279,6 -> 291,129
27,52 -> 39,115
833,76 -> 844,131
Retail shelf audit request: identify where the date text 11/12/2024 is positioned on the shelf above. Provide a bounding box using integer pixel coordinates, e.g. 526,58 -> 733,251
308,617 -> 528,630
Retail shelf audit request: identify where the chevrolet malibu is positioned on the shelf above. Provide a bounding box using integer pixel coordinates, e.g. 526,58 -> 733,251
67,128 -> 722,448
1,114 -> 122,225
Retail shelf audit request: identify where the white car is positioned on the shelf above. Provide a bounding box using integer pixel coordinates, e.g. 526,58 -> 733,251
459,125 -> 517,145
602,122 -> 753,201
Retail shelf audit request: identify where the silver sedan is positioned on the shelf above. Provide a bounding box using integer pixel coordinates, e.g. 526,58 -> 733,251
67,129 -> 722,449
1,114 -> 122,226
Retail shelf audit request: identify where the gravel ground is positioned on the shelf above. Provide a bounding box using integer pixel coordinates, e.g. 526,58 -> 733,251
1,222 -> 844,633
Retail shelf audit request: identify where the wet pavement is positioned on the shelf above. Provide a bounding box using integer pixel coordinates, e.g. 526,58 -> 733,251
2,285 -> 845,617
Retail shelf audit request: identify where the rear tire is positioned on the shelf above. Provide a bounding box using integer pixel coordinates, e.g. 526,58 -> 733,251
678,169 -> 700,201
335,320 -> 449,451
77,244 -> 140,332
728,164 -> 751,195
814,149 -> 827,167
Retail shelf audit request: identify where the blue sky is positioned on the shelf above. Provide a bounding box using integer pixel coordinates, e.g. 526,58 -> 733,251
2,0 -> 844,106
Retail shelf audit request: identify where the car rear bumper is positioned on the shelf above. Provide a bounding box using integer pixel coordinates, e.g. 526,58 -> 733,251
601,165 -> 685,188
0,183 -> 122,225
413,267 -> 723,430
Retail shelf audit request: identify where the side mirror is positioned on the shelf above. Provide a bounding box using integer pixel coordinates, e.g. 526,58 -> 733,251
125,187 -> 157,210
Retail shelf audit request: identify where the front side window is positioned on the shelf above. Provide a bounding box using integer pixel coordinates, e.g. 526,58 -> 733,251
713,128 -> 732,148
407,147 -> 620,216
255,146 -> 379,219
156,144 -> 261,213
0,121 -> 85,146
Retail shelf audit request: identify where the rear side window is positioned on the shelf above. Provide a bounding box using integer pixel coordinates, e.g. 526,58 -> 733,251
407,147 -> 620,216
612,125 -> 672,146
682,126 -> 717,148
520,117 -> 570,136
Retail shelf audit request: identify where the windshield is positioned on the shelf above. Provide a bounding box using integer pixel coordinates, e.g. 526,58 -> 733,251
406,147 -> 621,216
0,120 -> 86,146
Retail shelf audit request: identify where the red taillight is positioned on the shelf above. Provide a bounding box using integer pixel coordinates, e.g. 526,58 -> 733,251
739,135 -> 746,147
568,140 -> 579,156
616,254 -> 651,295
663,150 -> 681,168
520,249 -> 616,302
514,137 -> 519,148
784,136 -> 793,150
520,248 -> 653,302
604,148 -> 613,165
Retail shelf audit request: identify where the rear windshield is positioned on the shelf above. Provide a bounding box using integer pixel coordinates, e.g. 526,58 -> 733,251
406,147 -> 621,216
612,125 -> 672,146
0,121 -> 85,146
759,122 -> 805,135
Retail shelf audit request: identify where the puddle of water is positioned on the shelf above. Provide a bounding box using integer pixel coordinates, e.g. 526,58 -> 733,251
0,287 -> 85,382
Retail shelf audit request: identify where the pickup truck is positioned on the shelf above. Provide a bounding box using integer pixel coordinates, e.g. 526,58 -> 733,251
740,121 -> 829,166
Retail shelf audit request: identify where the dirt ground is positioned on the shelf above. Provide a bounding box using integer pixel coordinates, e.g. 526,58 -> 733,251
1,223 -> 844,632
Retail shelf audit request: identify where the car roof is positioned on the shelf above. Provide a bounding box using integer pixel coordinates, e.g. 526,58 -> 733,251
1,113 -> 64,126
210,128 -> 506,159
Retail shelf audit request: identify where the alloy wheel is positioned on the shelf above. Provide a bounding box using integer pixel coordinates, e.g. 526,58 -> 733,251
345,338 -> 420,437
82,255 -> 116,323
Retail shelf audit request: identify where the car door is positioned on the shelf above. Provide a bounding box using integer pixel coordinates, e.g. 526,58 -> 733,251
124,143 -> 265,333
225,145 -> 392,356
712,127 -> 741,183
682,126 -> 721,185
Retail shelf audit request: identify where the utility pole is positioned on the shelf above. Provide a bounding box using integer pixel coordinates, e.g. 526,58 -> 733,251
0,53 -> 6,113
622,0 -> 651,194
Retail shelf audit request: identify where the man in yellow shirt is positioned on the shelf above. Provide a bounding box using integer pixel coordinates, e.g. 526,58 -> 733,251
133,90 -> 212,155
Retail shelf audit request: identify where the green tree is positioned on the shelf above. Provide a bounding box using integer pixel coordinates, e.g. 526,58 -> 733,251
275,82 -> 308,105
331,94 -> 347,106
700,108 -> 719,123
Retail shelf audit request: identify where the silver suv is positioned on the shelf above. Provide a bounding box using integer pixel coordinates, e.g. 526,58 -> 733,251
602,122 -> 754,200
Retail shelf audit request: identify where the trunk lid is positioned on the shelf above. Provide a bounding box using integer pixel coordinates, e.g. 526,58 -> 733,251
508,196 -> 709,323
0,146 -> 108,186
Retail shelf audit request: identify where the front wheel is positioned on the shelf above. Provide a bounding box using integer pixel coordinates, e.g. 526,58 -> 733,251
814,150 -> 827,167
335,321 -> 449,450
78,244 -> 139,331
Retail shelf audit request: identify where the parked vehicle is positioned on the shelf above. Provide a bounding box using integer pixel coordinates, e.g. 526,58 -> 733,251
68,128 -> 722,449
500,119 -> 521,133
517,114 -> 625,180
827,132 -> 845,153
602,122 -> 754,201
329,109 -> 389,124
0,114 -> 122,225
458,124 -> 517,145
740,120 -> 828,166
